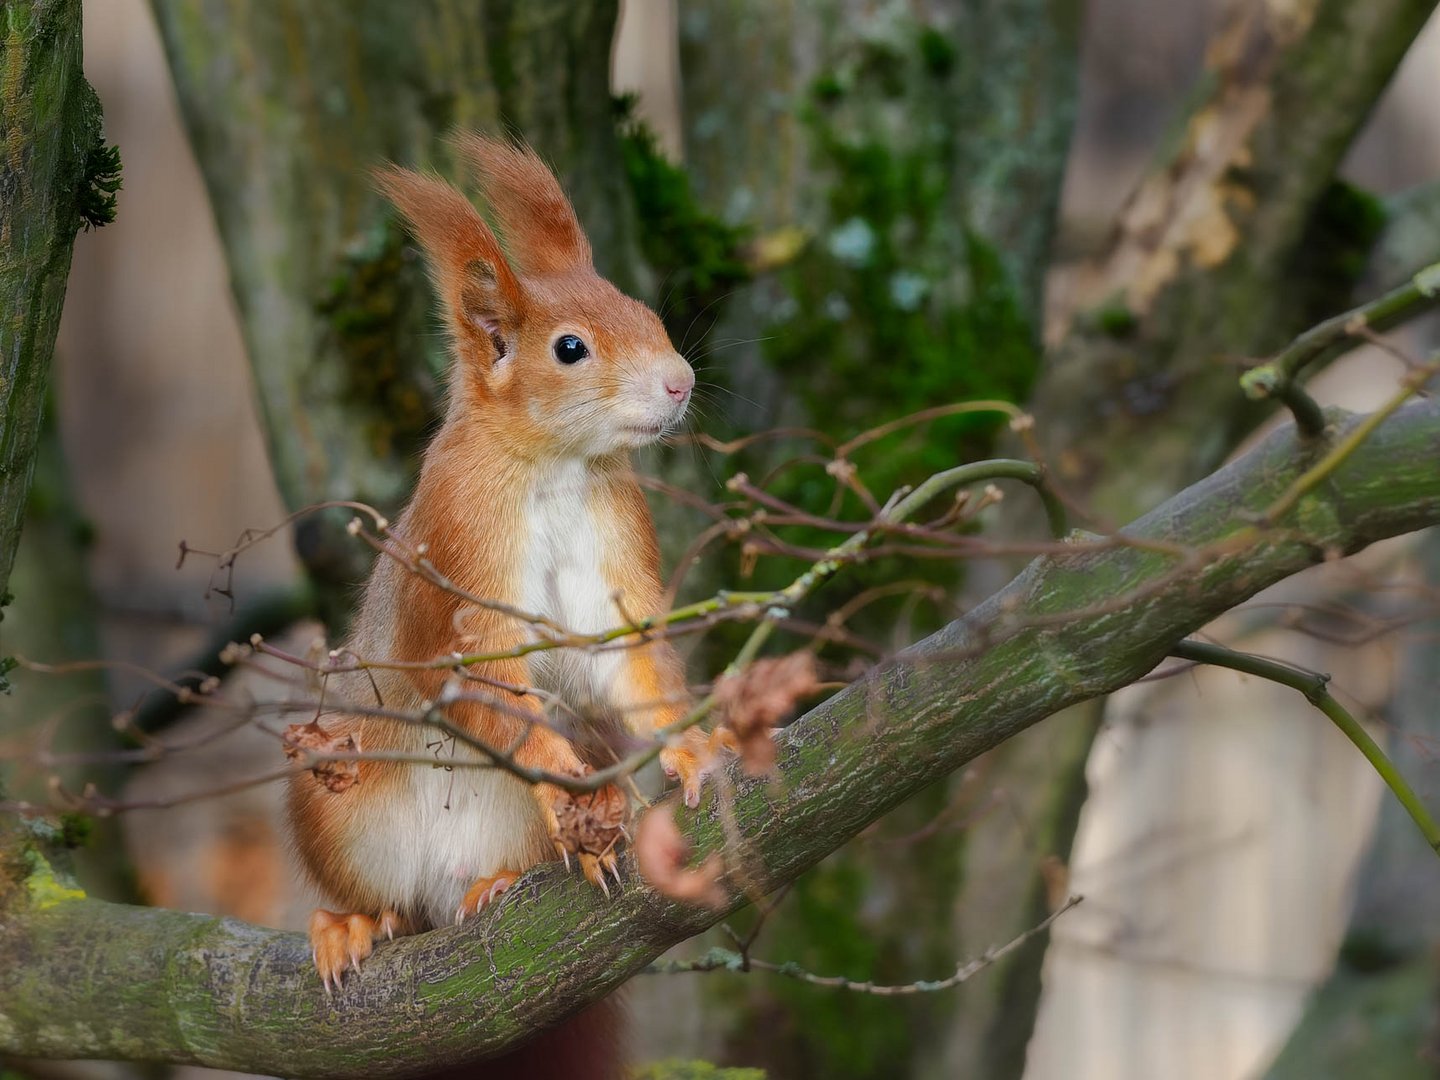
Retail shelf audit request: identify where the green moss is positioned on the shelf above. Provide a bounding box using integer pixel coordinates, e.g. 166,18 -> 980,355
1094,297 -> 1139,337
78,137 -> 121,230
764,26 -> 1038,497
917,26 -> 957,77
615,96 -> 752,342
23,848 -> 85,910
712,22 -> 1039,629
314,219 -> 440,463
0,654 -> 15,693
1339,927 -> 1408,974
58,812 -> 92,849
810,72 -> 846,104
1287,180 -> 1388,330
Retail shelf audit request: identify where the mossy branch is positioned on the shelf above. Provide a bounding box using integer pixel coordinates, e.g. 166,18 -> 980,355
2,398 -> 1439,1077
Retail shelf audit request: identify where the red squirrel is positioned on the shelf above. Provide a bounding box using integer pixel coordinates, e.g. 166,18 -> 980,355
285,137 -> 713,1053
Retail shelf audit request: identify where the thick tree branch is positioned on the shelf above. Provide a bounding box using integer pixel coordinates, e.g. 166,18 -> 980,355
3,399 -> 1439,1076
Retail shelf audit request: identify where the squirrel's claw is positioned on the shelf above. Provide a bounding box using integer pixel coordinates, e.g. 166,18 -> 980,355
661,728 -> 721,808
578,850 -> 619,896
309,909 -> 384,992
455,870 -> 520,924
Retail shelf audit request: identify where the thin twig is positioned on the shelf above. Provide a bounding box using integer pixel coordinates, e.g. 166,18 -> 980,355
1171,639 -> 1440,855
1239,259 -> 1440,427
649,895 -> 1083,994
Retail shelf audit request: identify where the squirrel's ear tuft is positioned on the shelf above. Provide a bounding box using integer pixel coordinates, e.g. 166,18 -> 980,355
374,165 -> 522,365
454,133 -> 592,276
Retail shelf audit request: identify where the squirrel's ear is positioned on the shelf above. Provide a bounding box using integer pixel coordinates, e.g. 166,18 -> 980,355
374,165 -> 523,365
454,134 -> 592,276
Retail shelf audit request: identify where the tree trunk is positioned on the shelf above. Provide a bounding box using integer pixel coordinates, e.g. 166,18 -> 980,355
0,0 -> 107,606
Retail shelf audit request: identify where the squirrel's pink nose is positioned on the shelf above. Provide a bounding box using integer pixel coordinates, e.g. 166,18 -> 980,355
665,371 -> 695,403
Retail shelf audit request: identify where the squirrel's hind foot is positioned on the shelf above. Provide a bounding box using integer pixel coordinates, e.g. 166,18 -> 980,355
308,908 -> 406,992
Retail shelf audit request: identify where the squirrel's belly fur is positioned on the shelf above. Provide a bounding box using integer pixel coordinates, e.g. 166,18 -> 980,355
291,465 -> 637,928
519,461 -> 629,709
340,753 -> 552,928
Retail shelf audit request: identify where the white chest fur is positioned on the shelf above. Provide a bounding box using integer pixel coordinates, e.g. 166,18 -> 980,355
518,461 -> 626,710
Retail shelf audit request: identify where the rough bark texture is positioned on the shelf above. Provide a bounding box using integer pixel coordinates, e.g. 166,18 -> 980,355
4,398 -> 1439,1077
0,0 -> 104,605
149,0 -> 639,627
683,0 -> 1078,318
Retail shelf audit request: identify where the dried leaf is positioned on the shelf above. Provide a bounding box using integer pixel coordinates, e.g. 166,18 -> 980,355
635,806 -> 725,908
283,721 -> 360,793
713,651 -> 820,775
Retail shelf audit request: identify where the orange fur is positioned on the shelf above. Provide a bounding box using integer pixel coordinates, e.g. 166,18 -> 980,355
287,136 -> 707,1075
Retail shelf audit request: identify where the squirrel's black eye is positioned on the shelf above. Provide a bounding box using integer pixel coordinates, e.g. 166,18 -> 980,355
553,334 -> 590,365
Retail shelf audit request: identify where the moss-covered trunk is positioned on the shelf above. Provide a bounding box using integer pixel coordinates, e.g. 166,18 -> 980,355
0,0 -> 108,608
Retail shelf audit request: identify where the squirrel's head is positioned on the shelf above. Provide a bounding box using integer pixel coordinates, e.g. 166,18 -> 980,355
377,135 -> 693,459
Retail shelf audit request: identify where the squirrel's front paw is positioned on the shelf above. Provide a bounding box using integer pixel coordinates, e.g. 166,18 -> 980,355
308,909 -> 405,992
540,777 -> 628,896
660,727 -> 722,808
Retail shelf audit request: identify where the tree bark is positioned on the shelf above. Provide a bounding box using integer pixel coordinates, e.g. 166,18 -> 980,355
4,397 -> 1439,1077
0,0 -> 105,606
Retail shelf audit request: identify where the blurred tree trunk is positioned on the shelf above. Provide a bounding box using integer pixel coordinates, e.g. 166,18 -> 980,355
677,1 -> 1438,1076
3,407 -> 128,896
149,0 -> 641,629
677,3 -> 1081,1076
0,0 -> 107,607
